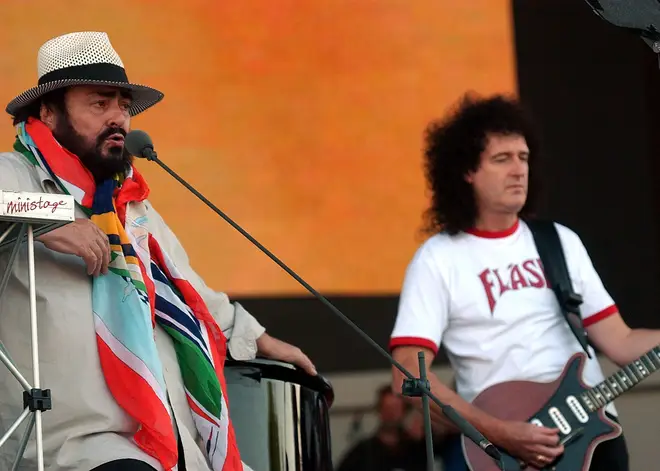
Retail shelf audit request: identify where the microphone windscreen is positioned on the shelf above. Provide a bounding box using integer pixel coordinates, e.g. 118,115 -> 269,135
125,130 -> 154,158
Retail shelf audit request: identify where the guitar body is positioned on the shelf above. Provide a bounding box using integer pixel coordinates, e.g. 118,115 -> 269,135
462,353 -> 622,471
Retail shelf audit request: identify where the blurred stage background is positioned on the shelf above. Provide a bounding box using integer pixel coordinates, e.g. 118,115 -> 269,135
0,0 -> 518,297
1,0 -> 659,469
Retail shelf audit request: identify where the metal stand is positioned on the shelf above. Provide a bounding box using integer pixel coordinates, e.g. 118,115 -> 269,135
401,353 -> 435,471
402,354 -> 508,471
0,191 -> 74,471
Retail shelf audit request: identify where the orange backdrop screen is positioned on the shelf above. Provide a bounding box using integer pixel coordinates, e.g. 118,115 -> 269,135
0,1 -> 517,296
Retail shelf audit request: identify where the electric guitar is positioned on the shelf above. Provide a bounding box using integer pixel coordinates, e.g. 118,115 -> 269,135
462,345 -> 660,470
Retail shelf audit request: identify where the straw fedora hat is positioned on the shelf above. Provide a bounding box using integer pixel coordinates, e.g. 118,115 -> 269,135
5,31 -> 164,117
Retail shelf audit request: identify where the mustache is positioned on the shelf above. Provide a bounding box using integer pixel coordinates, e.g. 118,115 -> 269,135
96,127 -> 126,144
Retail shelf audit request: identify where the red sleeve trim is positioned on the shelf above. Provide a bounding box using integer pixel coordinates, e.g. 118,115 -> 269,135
583,304 -> 619,327
389,336 -> 439,355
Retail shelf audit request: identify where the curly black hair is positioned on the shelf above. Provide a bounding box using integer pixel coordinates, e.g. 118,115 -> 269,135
421,92 -> 542,236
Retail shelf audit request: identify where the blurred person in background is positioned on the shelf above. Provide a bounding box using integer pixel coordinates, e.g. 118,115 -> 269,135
388,93 -> 660,470
0,31 -> 316,471
335,385 -> 427,471
402,382 -> 468,471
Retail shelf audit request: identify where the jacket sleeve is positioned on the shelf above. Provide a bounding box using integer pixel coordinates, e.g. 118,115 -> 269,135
0,153 -> 30,192
146,202 -> 266,360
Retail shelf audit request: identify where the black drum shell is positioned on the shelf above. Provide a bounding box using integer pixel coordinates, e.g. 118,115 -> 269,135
224,358 -> 334,471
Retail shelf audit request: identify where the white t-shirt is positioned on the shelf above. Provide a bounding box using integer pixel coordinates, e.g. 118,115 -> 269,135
390,219 -> 619,414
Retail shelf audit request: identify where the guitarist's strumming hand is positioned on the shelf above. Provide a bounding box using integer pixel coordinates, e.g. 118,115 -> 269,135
391,346 -> 565,469
494,421 -> 564,469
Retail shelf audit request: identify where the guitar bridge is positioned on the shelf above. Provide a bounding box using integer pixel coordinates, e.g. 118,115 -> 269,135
559,426 -> 585,446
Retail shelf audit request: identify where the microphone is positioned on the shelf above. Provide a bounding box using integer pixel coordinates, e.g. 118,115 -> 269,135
124,130 -> 504,468
125,130 -> 157,161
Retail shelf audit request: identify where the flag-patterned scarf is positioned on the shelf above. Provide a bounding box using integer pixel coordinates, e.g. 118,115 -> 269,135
14,118 -> 242,471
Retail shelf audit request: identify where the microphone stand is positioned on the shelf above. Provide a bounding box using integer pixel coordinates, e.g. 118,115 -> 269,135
137,147 -> 506,471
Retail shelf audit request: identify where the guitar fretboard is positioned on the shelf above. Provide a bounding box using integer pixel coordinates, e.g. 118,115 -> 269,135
580,345 -> 660,412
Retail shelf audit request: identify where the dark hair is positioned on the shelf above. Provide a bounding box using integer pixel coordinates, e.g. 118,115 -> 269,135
10,88 -> 68,125
376,384 -> 396,408
421,92 -> 542,236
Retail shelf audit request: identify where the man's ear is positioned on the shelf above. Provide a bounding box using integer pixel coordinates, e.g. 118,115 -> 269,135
39,103 -> 56,130
464,172 -> 474,184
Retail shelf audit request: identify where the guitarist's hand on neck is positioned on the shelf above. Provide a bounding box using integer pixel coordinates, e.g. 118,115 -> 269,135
391,346 -> 564,469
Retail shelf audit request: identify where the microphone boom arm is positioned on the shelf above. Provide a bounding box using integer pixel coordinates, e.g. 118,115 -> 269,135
136,145 -> 505,470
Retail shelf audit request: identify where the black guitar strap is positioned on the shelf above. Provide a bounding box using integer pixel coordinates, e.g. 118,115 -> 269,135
526,219 -> 592,358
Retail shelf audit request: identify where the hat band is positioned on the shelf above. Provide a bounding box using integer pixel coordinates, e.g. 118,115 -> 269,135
38,63 -> 129,86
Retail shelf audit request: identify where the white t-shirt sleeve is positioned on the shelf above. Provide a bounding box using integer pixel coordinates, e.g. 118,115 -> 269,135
558,224 -> 618,327
390,240 -> 449,355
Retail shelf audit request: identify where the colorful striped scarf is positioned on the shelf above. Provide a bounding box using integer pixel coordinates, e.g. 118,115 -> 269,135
14,118 -> 242,471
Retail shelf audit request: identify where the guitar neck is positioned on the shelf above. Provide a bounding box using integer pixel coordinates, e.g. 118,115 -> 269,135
580,345 -> 660,411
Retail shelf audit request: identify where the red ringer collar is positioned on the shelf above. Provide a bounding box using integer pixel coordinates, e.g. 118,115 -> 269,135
465,219 -> 520,239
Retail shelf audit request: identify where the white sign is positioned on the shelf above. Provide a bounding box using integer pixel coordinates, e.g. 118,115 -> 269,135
0,191 -> 75,223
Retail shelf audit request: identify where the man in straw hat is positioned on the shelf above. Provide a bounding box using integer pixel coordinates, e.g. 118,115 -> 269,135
0,31 -> 317,471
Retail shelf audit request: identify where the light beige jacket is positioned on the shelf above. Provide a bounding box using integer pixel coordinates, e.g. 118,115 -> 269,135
0,151 -> 264,471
